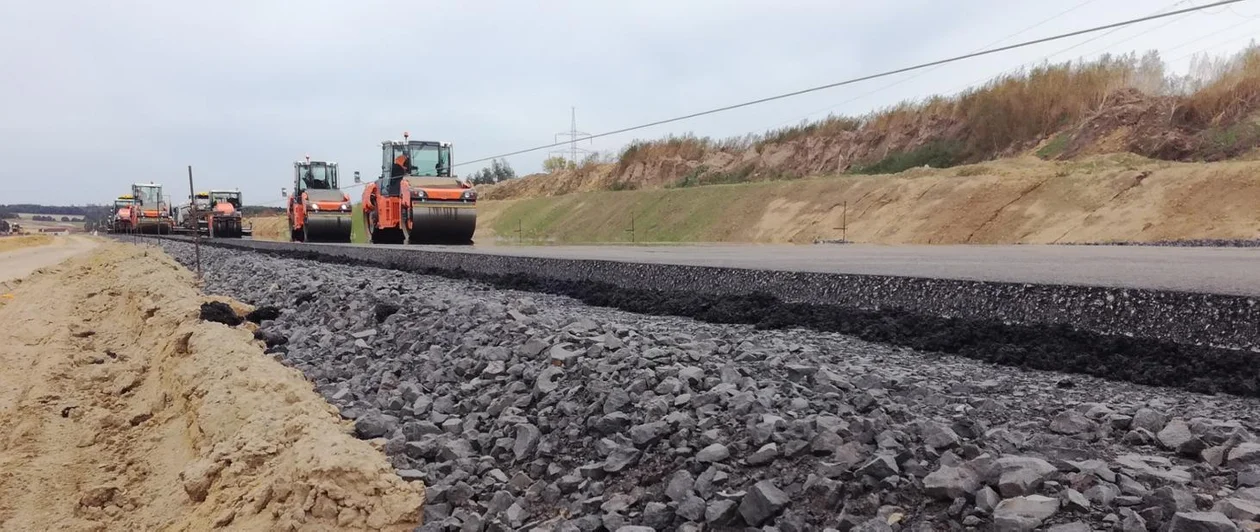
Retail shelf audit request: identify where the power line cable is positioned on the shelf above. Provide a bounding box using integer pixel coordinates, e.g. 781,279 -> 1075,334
249,0 -> 1249,207
1043,0 -> 1192,61
1164,14 -> 1260,58
454,0 -> 1245,168
934,0 -> 1202,99
759,0 -> 1102,132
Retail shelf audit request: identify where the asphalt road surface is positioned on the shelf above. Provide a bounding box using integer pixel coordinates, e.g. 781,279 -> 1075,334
318,242 -> 1260,297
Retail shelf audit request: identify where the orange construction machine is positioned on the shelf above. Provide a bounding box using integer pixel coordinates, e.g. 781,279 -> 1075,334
203,189 -> 249,238
129,183 -> 173,234
110,195 -> 135,233
361,132 -> 476,244
285,157 -> 353,242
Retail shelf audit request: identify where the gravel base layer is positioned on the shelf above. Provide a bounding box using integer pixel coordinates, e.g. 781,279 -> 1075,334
152,237 -> 1260,398
156,240 -> 1260,531
150,237 -> 1260,353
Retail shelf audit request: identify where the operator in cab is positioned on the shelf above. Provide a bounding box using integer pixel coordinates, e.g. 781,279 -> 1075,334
392,152 -> 410,178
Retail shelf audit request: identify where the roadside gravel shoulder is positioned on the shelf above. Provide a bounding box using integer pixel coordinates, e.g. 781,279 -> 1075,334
164,240 -> 1260,531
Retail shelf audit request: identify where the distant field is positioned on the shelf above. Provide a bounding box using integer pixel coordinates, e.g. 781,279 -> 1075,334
0,235 -> 54,253
13,213 -> 84,221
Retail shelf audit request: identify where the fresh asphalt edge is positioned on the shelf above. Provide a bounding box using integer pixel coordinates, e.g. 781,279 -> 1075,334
146,236 -> 1259,397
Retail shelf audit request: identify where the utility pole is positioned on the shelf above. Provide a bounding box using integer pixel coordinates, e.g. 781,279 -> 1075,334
550,107 -> 592,168
187,166 -> 202,279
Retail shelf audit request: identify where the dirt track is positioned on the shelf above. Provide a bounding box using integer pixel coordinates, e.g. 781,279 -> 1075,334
0,235 -> 95,284
0,242 -> 423,531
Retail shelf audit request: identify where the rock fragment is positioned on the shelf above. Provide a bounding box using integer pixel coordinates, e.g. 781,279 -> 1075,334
923,465 -> 980,501
993,495 -> 1059,531
1167,512 -> 1240,532
738,480 -> 789,526
696,444 -> 730,463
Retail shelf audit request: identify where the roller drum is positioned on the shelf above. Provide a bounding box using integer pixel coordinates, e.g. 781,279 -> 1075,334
211,217 -> 243,239
135,218 -> 163,234
409,204 -> 476,244
303,213 -> 352,243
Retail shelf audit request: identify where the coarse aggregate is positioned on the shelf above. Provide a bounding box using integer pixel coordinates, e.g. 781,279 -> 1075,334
158,240 -> 1260,531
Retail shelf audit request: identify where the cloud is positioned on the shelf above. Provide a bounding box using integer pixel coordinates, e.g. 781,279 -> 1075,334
1,0 -> 1255,205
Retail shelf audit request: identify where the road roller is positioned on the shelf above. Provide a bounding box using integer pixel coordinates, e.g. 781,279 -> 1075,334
286,157 -> 353,242
129,182 -> 174,234
110,195 -> 135,233
361,132 -> 476,245
203,189 -> 249,238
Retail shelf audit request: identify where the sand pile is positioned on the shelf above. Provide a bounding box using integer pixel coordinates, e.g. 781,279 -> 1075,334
0,242 -> 423,531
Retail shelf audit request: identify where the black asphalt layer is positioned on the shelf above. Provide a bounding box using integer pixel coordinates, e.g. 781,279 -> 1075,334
326,242 -> 1260,297
149,237 -> 1260,397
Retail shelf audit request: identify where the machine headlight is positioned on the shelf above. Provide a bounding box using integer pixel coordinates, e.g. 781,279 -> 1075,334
462,189 -> 477,201
411,190 -> 427,200
340,202 -> 350,211
308,203 -> 319,211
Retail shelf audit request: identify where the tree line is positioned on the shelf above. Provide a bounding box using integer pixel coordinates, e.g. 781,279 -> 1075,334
467,158 -> 517,185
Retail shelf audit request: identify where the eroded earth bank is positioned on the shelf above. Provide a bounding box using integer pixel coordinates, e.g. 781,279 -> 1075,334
0,243 -> 424,531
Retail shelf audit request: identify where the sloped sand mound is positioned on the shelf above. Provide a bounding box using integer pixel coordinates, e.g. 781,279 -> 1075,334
0,242 -> 423,531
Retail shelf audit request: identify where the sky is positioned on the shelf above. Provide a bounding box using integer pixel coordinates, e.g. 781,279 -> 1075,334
1,0 -> 1258,206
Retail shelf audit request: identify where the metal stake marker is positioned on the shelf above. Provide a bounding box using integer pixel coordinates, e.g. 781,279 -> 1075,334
626,212 -> 636,244
187,165 -> 202,279
831,201 -> 849,243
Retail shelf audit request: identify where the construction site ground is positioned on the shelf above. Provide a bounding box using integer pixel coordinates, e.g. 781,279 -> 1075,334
240,156 -> 1260,247
0,242 -> 424,531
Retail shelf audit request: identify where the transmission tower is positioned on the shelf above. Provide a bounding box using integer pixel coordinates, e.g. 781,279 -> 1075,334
549,107 -> 592,167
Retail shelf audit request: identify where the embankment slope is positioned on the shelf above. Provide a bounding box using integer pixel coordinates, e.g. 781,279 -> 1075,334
0,243 -> 423,531
478,156 -> 1260,244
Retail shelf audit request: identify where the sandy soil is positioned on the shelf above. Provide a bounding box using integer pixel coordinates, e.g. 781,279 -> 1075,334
0,242 -> 423,531
0,235 -> 97,285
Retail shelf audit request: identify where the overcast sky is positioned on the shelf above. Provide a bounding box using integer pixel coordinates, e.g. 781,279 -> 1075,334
2,0 -> 1257,206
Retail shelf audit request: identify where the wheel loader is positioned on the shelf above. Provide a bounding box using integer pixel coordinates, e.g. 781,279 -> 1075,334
129,183 -> 173,234
110,195 -> 135,233
285,157 -> 353,243
361,132 -> 476,245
